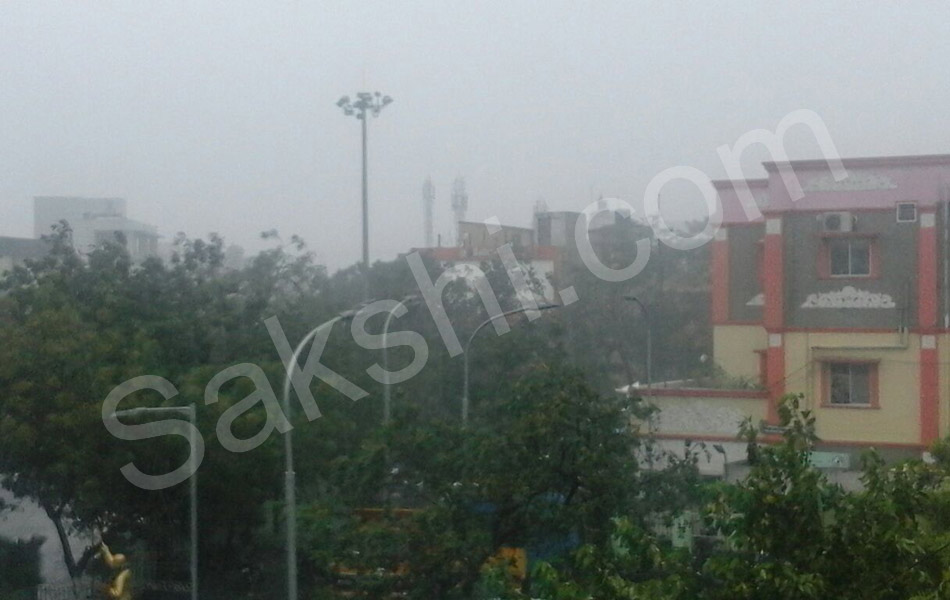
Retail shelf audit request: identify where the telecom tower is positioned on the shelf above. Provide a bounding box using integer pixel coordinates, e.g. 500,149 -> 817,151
422,177 -> 435,247
533,197 -> 549,220
451,176 -> 468,245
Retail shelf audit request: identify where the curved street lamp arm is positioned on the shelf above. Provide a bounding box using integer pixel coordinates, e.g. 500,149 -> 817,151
281,306 -> 359,600
464,304 -> 558,354
281,315 -> 343,412
462,304 -> 559,426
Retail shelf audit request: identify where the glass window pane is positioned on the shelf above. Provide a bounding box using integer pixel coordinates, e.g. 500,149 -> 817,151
829,364 -> 851,404
850,364 -> 871,405
830,241 -> 850,275
850,240 -> 870,276
897,203 -> 917,222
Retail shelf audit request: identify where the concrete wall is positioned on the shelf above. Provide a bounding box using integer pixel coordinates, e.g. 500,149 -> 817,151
728,224 -> 764,322
536,212 -> 580,248
783,210 -> 916,330
458,221 -> 533,258
34,197 -> 126,239
713,324 -> 766,381
782,331 -> 920,444
645,391 -> 768,438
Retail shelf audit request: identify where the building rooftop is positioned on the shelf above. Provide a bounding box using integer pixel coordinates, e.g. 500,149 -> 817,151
716,153 -> 950,224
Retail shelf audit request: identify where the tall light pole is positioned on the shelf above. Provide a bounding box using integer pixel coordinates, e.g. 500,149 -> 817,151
624,295 -> 652,397
281,310 -> 357,600
112,405 -> 198,600
462,304 -> 558,427
337,92 -> 393,300
382,295 -> 419,426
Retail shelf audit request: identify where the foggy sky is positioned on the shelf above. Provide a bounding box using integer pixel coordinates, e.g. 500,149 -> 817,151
2,2 -> 950,270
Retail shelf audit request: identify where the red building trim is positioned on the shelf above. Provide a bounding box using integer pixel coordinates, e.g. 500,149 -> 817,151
711,232 -> 730,324
920,342 -> 939,444
779,326 -> 900,334
760,217 -> 785,425
763,220 -> 783,330
918,210 -> 938,329
766,342 -> 784,423
726,221 -> 768,228
918,209 -> 940,445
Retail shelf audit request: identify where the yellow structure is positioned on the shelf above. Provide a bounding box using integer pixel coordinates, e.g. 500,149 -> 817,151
98,543 -> 132,600
658,155 -> 950,463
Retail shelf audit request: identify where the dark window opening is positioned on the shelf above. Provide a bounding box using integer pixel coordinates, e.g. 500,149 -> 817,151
828,363 -> 872,406
829,239 -> 871,277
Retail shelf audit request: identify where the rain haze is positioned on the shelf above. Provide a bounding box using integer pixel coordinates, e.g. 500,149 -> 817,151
8,2 -> 950,596
3,2 -> 950,269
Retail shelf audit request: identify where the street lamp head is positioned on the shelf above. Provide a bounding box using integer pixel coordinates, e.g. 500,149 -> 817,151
381,95 -> 393,106
336,96 -> 350,108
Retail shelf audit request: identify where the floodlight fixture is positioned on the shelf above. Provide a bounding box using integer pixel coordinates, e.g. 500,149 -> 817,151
336,90 -> 394,300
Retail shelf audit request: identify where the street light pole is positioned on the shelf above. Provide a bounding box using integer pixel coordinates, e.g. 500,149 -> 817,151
361,111 -> 368,278
281,311 -> 357,600
382,295 -> 419,426
624,296 -> 652,397
462,304 -> 558,427
337,92 -> 393,300
112,405 -> 198,600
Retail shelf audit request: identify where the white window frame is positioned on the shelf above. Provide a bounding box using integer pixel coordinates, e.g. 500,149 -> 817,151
826,362 -> 874,407
896,202 -> 918,223
829,238 -> 871,278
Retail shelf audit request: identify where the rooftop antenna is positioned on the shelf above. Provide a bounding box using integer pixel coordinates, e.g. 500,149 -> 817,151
451,176 -> 468,245
422,177 -> 435,247
533,197 -> 549,238
533,197 -> 549,219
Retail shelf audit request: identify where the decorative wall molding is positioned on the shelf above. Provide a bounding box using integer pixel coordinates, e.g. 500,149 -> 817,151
802,171 -> 897,192
746,293 -> 764,306
801,286 -> 896,309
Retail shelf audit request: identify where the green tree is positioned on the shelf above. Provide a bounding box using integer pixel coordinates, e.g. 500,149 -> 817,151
0,226 -> 329,588
300,364 -> 700,599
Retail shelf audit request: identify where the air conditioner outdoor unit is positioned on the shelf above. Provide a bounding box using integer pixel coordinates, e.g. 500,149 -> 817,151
820,211 -> 854,232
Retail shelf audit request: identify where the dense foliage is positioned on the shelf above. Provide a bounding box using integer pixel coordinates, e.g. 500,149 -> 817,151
505,396 -> 950,600
10,221 -> 892,600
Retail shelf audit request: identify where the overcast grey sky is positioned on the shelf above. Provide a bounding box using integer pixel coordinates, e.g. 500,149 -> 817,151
2,2 -> 949,270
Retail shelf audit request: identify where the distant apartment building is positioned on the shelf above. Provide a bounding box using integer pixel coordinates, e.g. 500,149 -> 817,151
535,211 -> 580,249
34,196 -> 159,263
415,220 -> 558,303
646,154 -> 950,476
413,207 -> 654,305
457,220 -> 534,258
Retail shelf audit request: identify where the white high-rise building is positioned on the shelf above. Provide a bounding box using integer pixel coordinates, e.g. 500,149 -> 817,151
33,196 -> 159,263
